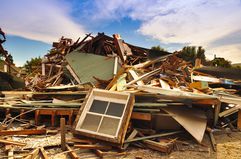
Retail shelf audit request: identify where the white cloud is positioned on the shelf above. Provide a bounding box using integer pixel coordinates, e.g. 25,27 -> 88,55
90,0 -> 241,63
0,0 -> 86,43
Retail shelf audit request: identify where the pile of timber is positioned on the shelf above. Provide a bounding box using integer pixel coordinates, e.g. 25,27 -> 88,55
0,32 -> 241,157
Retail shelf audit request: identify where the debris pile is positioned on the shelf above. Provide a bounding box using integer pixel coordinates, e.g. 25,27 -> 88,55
0,32 -> 241,158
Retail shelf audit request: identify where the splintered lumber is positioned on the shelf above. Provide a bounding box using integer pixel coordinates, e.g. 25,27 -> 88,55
95,149 -> 127,158
128,69 -> 144,86
131,112 -> 152,121
61,118 -> 66,151
74,144 -> 112,150
24,148 -> 39,159
67,138 -> 93,144
124,131 -> 183,143
40,147 -> 49,159
0,138 -> 26,146
66,144 -> 79,159
123,129 -> 138,149
219,105 -> 241,117
206,128 -> 217,152
143,139 -> 174,153
0,129 -> 47,136
126,68 -> 161,86
5,144 -> 13,159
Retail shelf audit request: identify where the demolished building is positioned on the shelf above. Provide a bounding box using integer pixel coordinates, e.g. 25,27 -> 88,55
0,32 -> 240,158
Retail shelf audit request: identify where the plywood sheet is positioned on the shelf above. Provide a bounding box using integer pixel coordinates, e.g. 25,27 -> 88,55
66,52 -> 119,84
161,107 -> 207,143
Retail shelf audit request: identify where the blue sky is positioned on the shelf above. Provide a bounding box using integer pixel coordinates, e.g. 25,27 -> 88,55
1,0 -> 241,66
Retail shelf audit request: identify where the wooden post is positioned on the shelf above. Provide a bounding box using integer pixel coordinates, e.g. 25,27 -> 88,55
238,109 -> 241,130
61,118 -> 66,151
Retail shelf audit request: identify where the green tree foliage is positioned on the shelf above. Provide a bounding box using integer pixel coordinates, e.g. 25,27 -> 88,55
24,56 -> 42,73
150,45 -> 165,52
211,57 -> 231,68
7,54 -> 14,64
196,46 -> 206,61
149,45 -> 167,59
178,46 -> 206,64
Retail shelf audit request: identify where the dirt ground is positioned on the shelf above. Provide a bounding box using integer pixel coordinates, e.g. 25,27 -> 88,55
1,128 -> 240,159
117,131 -> 241,159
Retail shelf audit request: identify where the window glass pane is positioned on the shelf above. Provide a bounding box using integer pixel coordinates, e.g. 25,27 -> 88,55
98,117 -> 120,136
80,113 -> 101,132
89,100 -> 108,114
106,102 -> 125,117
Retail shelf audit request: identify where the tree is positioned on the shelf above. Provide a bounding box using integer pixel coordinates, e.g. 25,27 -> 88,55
178,46 -> 197,64
196,46 -> 206,62
211,57 -> 231,68
24,56 -> 42,73
149,45 -> 167,59
178,46 -> 207,65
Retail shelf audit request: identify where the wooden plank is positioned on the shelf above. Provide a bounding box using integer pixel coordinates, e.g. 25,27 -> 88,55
159,79 -> 171,89
117,73 -> 127,91
238,109 -> 241,129
131,112 -> 151,121
113,34 -> 127,63
123,129 -> 138,149
67,138 -> 93,144
143,139 -> 174,153
128,69 -> 144,86
24,148 -> 39,159
74,144 -> 111,150
219,105 -> 241,117
124,131 -> 183,143
61,118 -> 66,151
0,138 -> 26,146
5,144 -> 13,159
40,147 -> 49,159
126,68 -> 161,86
66,144 -> 79,159
105,67 -> 126,90
0,129 -> 46,136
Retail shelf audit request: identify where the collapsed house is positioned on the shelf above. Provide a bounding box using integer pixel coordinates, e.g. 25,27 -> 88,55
0,32 -> 241,158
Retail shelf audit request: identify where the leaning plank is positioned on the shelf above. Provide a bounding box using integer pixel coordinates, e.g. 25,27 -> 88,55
123,129 -> 138,149
24,148 -> 39,159
66,144 -> 79,159
128,69 -> 144,86
0,138 -> 26,146
238,110 -> 241,130
0,129 -> 46,136
74,144 -> 112,150
126,68 -> 161,86
219,105 -> 241,117
39,147 -> 49,159
124,131 -> 183,143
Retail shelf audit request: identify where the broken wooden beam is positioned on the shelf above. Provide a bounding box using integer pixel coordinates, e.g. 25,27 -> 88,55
61,118 -> 66,151
39,147 -> 49,159
143,139 -> 174,153
124,131 -> 183,143
66,144 -> 79,159
0,129 -> 47,136
0,138 -> 26,146
74,144 -> 112,150
131,112 -> 152,121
